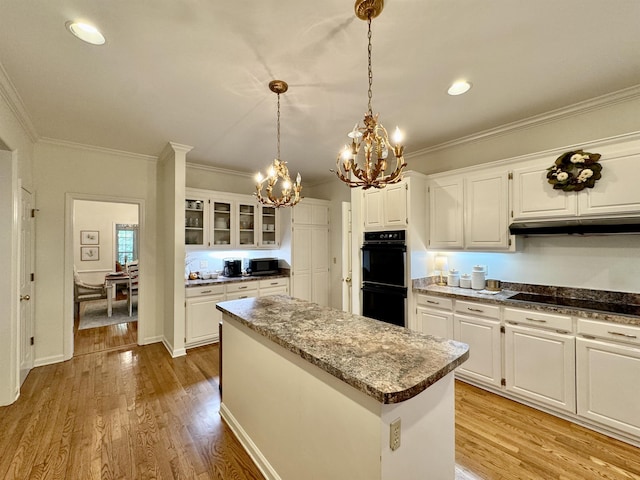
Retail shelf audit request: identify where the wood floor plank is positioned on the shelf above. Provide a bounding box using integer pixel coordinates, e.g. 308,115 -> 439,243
2,341 -> 639,480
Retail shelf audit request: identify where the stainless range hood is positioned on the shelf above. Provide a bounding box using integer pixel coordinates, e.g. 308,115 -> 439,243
509,217 -> 640,235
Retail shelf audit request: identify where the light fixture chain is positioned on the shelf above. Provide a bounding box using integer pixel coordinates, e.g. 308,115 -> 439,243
276,92 -> 281,160
367,15 -> 373,115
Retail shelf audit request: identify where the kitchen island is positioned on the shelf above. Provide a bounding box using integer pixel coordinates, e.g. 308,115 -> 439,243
216,295 -> 469,480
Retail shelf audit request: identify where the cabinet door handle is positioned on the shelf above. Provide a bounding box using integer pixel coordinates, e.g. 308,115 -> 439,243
525,317 -> 547,323
426,300 -> 440,305
608,331 -> 637,339
200,290 -> 212,294
467,308 -> 484,313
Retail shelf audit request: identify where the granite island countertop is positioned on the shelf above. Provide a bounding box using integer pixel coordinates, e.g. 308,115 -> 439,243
216,295 -> 469,404
413,280 -> 640,327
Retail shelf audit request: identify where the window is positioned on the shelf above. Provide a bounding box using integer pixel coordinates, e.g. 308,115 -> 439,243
116,224 -> 138,265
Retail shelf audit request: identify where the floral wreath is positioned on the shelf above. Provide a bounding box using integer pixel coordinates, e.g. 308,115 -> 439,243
546,150 -> 602,192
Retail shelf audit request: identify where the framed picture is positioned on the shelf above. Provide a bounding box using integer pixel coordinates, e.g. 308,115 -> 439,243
81,246 -> 99,261
80,230 -> 99,245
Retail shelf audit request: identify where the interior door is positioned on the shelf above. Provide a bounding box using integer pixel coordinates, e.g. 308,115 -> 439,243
19,187 -> 34,385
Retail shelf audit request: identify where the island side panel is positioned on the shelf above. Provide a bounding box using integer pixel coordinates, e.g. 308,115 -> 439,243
380,374 -> 455,479
220,315 -> 383,480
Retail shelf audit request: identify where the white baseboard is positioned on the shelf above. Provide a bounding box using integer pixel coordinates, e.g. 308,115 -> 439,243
34,354 -> 66,367
139,335 -> 163,346
161,337 -> 186,358
219,403 -> 281,480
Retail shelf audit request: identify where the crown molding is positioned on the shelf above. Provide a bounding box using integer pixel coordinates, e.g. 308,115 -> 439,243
186,161 -> 254,179
38,137 -> 158,162
0,62 -> 38,143
407,84 -> 640,158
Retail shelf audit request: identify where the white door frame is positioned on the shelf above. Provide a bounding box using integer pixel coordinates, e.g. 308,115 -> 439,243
19,185 -> 35,384
341,202 -> 352,313
63,193 -> 145,360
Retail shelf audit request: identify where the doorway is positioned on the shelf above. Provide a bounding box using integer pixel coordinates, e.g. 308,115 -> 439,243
67,196 -> 143,357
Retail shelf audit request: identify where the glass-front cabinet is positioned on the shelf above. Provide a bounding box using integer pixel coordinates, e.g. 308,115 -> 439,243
211,200 -> 232,247
185,194 -> 207,247
237,202 -> 257,247
259,206 -> 278,247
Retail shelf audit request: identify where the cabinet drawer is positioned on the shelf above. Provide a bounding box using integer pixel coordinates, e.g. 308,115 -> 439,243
259,277 -> 289,289
455,300 -> 500,319
577,318 -> 640,346
226,281 -> 259,294
505,307 -> 573,332
416,294 -> 453,311
186,284 -> 225,298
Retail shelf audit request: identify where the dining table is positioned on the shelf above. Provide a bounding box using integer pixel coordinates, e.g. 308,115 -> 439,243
104,272 -> 130,317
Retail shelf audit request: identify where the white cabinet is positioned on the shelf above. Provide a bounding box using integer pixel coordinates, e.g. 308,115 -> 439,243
453,300 -> 502,387
291,198 -> 330,306
259,277 -> 289,296
428,169 -> 512,250
362,182 -> 408,230
414,294 -> 454,339
512,134 -> 640,221
225,280 -> 259,300
504,308 -> 575,413
185,284 -> 224,346
258,206 -> 279,247
185,191 -> 208,247
576,318 -> 640,439
210,197 -> 259,249
428,176 -> 463,248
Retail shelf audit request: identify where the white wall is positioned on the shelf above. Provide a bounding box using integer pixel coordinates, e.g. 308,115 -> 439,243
74,200 -> 138,284
33,140 -> 160,365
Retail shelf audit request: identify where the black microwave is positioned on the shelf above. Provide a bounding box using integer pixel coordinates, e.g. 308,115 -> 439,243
248,257 -> 279,276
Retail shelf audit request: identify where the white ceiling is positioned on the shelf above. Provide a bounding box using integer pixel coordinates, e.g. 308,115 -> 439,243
1,1 -> 639,183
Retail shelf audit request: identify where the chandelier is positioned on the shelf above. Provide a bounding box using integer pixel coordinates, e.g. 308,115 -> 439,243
255,80 -> 302,207
333,0 -> 407,190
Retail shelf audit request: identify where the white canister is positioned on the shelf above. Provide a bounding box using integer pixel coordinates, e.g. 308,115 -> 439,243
460,274 -> 472,289
447,269 -> 460,287
471,265 -> 486,290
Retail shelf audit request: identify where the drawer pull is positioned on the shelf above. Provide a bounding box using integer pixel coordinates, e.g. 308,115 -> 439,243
270,282 -> 278,285
467,308 -> 484,313
608,331 -> 637,339
426,300 -> 440,305
525,317 -> 547,323
200,290 -> 212,294
239,295 -> 248,299
238,286 -> 248,290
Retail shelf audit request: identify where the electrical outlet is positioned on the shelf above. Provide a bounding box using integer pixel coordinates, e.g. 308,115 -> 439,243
200,260 -> 208,269
390,418 -> 401,451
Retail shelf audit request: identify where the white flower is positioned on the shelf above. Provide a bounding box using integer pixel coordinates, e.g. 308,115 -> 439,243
570,153 -> 586,164
556,172 -> 569,182
578,169 -> 593,180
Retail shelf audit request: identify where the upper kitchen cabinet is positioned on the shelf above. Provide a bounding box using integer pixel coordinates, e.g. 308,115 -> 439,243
362,182 -> 408,230
185,189 -> 209,247
210,196 -> 259,249
258,205 -> 280,248
511,133 -> 640,221
428,168 -> 512,251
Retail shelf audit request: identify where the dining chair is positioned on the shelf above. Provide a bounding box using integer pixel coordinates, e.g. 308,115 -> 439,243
126,261 -> 139,316
73,266 -> 110,320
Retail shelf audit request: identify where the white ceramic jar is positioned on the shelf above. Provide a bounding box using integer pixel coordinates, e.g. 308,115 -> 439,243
471,265 -> 486,290
447,269 -> 460,287
460,274 -> 472,289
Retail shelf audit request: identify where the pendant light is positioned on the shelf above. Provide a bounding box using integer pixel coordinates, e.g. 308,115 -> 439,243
255,80 -> 302,207
333,0 -> 407,190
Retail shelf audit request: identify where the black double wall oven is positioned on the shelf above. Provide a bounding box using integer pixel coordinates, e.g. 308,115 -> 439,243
361,230 -> 407,327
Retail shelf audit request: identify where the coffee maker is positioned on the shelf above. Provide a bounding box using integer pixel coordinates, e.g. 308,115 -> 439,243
223,258 -> 242,277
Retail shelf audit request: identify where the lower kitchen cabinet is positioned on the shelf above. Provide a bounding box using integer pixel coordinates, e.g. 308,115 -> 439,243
225,281 -> 259,300
414,294 -> 454,339
259,277 -> 289,296
504,324 -> 576,413
185,285 -> 224,346
576,319 -> 640,439
454,301 -> 502,388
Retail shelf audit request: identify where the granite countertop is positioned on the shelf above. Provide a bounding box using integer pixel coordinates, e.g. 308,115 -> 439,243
413,279 -> 640,327
186,273 -> 289,288
216,295 -> 469,404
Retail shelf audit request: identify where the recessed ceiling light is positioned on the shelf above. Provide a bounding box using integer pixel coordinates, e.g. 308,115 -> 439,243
448,81 -> 472,96
66,21 -> 105,45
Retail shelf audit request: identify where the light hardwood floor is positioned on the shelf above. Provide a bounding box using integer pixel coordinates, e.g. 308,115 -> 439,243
2,342 -> 639,479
